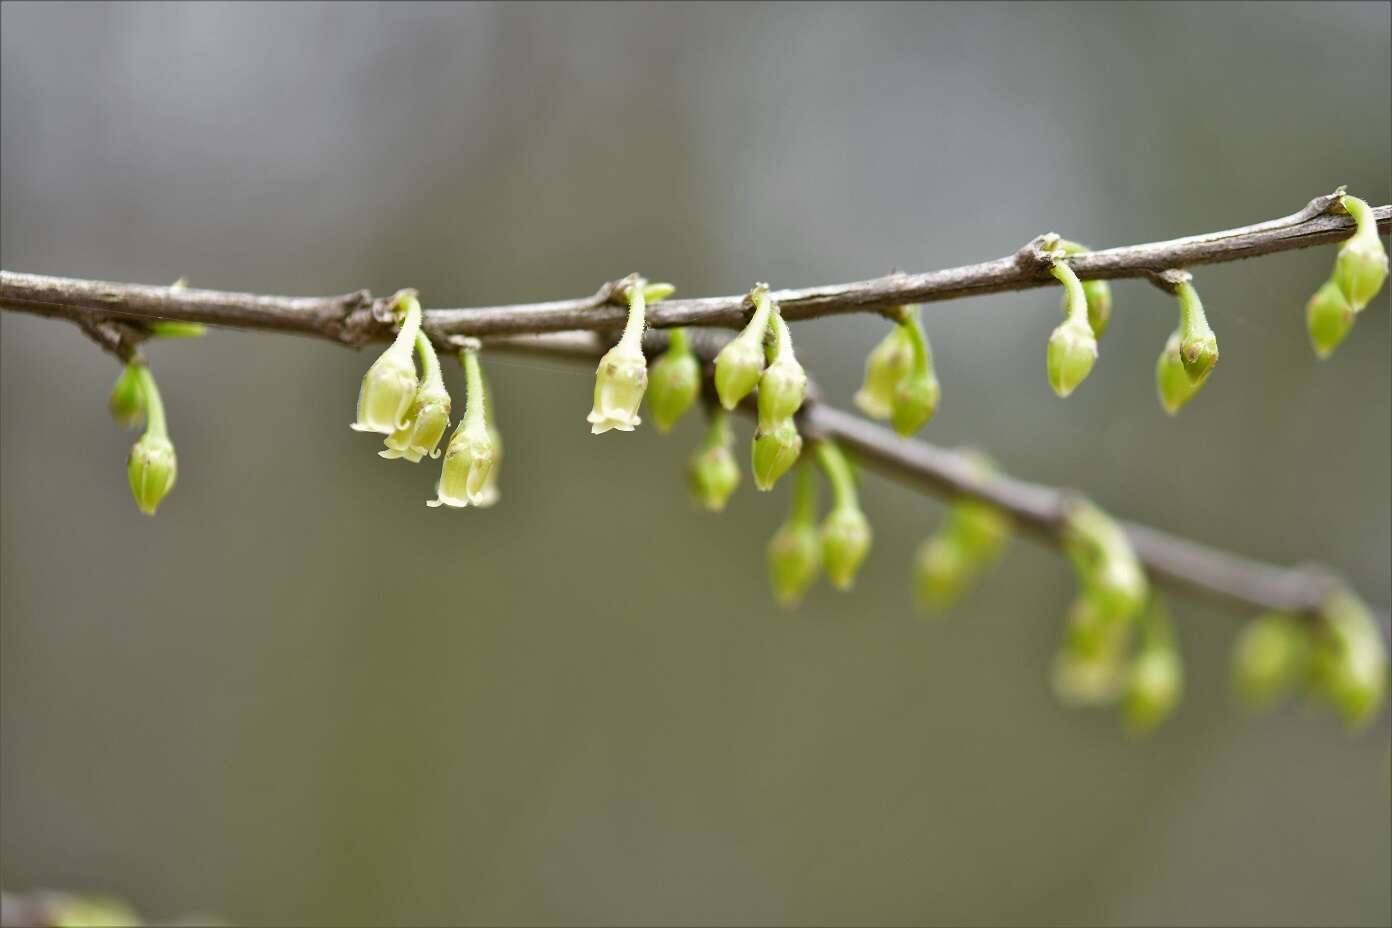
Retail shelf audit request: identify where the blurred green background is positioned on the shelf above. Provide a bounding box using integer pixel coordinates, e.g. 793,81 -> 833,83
2,2 -> 1389,925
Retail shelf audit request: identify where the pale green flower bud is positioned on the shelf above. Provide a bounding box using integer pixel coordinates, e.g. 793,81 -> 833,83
688,408 -> 740,511
714,284 -> 776,410
1047,261 -> 1099,398
352,291 -> 422,435
815,440 -> 872,590
128,432 -> 177,516
646,329 -> 701,433
1052,595 -> 1131,707
1309,590 -> 1388,729
751,419 -> 802,492
108,362 -> 146,428
1232,613 -> 1309,709
382,333 -> 451,462
890,370 -> 941,437
588,278 -> 650,434
1175,280 -> 1219,383
853,323 -> 913,420
767,462 -> 821,605
429,349 -> 497,508
1122,598 -> 1183,734
914,534 -> 969,610
949,496 -> 1012,563
1046,319 -> 1097,398
757,315 -> 807,431
1305,280 -> 1355,359
1064,502 -> 1147,623
1334,195 -> 1388,312
1124,647 -> 1183,734
821,504 -> 872,591
1155,329 -> 1209,415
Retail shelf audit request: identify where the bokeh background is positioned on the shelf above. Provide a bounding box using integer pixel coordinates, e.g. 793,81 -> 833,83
2,2 -> 1389,925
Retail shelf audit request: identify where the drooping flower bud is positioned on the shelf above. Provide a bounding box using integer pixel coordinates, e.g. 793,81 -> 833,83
1175,280 -> 1219,383
381,332 -> 451,462
757,313 -> 807,431
1052,597 -> 1130,707
914,535 -> 969,610
885,307 -> 940,436
646,328 -> 701,433
1056,242 -> 1112,339
429,348 -> 497,508
352,290 -> 422,435
1122,598 -> 1183,734
1063,501 -> 1147,623
125,365 -> 176,516
1046,260 -> 1098,397
1232,612 -> 1309,709
752,419 -> 802,492
688,407 -> 740,511
766,462 -> 822,606
1333,194 -> 1388,312
1305,281 -> 1355,359
1309,590 -> 1388,729
815,441 -> 872,590
588,278 -> 650,434
108,361 -> 146,428
1155,329 -> 1209,415
853,322 -> 913,420
714,284 -> 775,410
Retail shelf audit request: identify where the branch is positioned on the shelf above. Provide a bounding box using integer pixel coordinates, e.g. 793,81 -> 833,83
1,191 -> 1388,631
2,193 -> 1388,343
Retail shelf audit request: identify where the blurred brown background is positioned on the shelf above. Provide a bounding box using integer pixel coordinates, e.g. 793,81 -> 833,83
1,2 -> 1389,925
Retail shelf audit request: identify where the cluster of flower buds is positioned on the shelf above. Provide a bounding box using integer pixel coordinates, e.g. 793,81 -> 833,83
688,406 -> 741,511
814,440 -> 872,590
1234,591 -> 1388,729
853,305 -> 940,436
1052,502 -> 1154,720
1306,193 -> 1388,358
914,454 -> 1012,611
752,312 -> 807,490
349,290 -> 502,509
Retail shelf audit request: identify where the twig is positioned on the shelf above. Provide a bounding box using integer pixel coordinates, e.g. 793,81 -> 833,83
2,193 -> 1388,342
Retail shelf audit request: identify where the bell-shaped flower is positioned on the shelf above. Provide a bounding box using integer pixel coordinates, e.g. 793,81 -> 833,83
688,408 -> 740,511
1155,329 -> 1209,415
714,284 -> 777,410
429,347 -> 498,508
854,323 -> 913,420
1306,281 -> 1355,359
381,332 -> 451,462
472,422 -> 503,508
646,329 -> 701,433
108,362 -> 146,428
1334,195 -> 1388,312
588,279 -> 650,434
352,291 -> 422,435
751,419 -> 802,491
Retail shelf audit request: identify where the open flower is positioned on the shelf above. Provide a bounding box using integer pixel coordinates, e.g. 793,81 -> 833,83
429,347 -> 498,508
381,332 -> 451,462
588,279 -> 650,434
352,290 -> 422,435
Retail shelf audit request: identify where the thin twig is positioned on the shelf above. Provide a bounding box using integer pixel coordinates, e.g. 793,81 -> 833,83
2,193 -> 1387,342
